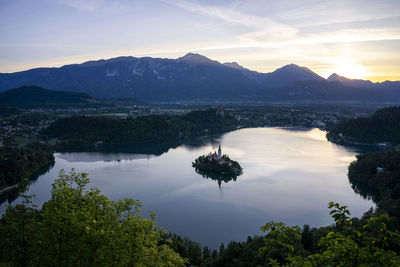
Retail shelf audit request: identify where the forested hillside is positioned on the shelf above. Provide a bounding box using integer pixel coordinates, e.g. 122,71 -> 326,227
348,149 -> 400,219
42,109 -> 238,150
0,86 -> 95,108
327,106 -> 400,144
0,143 -> 54,189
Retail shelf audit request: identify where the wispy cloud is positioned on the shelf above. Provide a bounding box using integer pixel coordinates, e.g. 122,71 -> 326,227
162,0 -> 298,39
297,28 -> 400,44
161,0 -> 400,47
54,0 -> 104,10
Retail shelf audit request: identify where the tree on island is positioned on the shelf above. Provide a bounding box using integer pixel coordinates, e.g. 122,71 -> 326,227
192,145 -> 242,186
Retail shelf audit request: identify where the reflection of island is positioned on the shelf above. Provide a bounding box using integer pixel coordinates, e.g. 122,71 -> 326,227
194,169 -> 240,187
192,145 -> 243,187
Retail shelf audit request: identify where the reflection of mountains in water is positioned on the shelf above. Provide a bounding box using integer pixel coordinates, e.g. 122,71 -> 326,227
348,178 -> 379,203
194,168 -> 240,188
0,161 -> 55,206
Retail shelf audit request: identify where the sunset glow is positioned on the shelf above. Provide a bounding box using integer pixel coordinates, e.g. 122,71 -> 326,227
0,0 -> 399,81
323,59 -> 370,80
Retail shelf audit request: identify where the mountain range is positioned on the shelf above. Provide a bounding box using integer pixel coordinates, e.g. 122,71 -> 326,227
0,53 -> 399,103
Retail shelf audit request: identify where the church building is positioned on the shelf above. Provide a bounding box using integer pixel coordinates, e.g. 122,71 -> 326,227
207,145 -> 232,166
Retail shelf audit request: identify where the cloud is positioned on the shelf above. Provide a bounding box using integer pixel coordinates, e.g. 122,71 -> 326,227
55,0 -> 104,10
161,0 -> 400,47
295,28 -> 400,45
274,0 -> 400,27
161,0 -> 298,39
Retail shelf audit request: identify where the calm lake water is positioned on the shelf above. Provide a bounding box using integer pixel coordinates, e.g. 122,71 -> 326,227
0,127 -> 374,248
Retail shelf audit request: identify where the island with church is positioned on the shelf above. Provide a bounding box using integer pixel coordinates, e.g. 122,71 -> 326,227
192,145 -> 243,178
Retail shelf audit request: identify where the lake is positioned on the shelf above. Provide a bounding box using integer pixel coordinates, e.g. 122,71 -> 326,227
0,127 -> 374,248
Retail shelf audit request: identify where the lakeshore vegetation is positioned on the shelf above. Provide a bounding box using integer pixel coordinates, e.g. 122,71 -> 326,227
327,106 -> 400,145
0,143 -> 54,190
348,149 -> 400,220
42,109 -> 238,150
0,108 -> 236,189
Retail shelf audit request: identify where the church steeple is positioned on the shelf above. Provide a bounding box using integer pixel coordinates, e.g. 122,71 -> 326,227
218,145 -> 222,159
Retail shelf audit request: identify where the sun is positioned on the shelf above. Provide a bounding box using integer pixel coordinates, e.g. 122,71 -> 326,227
328,59 -> 369,80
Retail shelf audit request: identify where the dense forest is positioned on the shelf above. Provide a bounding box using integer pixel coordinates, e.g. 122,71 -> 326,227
42,109 -> 238,150
1,171 -> 400,266
0,142 -> 54,190
348,149 -> 400,219
167,204 -> 400,266
0,170 -> 185,266
327,106 -> 400,144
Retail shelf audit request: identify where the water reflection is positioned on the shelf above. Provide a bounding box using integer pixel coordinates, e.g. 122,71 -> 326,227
57,152 -> 154,163
348,178 -> 379,202
57,135 -> 225,163
0,127 -> 377,249
183,134 -> 223,151
0,189 -> 19,207
194,168 -> 240,188
0,162 -> 55,206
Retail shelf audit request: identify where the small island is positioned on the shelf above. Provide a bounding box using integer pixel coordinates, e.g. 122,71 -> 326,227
192,145 -> 243,182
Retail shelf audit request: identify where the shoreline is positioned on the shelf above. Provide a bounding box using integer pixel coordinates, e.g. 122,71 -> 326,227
0,184 -> 18,195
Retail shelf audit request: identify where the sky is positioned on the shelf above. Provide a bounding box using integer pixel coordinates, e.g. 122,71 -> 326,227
0,0 -> 399,81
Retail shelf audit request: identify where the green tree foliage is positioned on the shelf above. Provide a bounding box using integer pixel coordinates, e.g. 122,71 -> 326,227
0,170 -> 186,266
260,203 -> 400,266
166,234 -> 268,266
348,149 -> 400,219
121,203 -> 400,266
0,179 -> 39,266
327,106 -> 400,144
259,222 -> 303,265
42,109 -> 238,150
0,142 -> 54,189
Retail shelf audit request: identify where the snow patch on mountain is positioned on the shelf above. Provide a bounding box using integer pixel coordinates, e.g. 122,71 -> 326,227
106,69 -> 120,77
152,69 -> 165,80
131,61 -> 144,76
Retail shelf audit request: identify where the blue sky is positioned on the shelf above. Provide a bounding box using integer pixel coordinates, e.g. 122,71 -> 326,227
0,0 -> 399,81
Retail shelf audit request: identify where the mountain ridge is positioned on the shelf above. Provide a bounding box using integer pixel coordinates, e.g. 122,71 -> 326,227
0,53 -> 399,103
